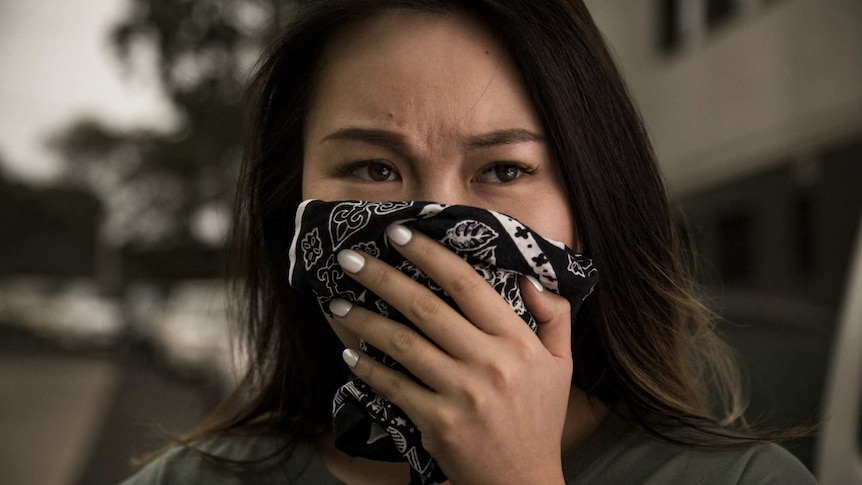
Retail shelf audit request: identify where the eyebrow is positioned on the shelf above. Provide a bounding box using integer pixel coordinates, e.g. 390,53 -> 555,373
465,128 -> 545,149
319,127 -> 545,154
320,128 -> 412,158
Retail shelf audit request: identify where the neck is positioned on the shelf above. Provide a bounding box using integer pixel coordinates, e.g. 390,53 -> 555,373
561,386 -> 610,452
318,440 -> 411,485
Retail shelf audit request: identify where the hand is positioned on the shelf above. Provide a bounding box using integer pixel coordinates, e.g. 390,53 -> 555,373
328,223 -> 572,485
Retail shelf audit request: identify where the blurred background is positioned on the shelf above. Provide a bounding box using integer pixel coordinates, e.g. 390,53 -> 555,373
0,0 -> 859,484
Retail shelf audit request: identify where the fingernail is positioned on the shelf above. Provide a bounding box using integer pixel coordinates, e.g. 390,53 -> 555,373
525,275 -> 544,293
342,349 -> 359,368
337,249 -> 365,273
329,298 -> 353,317
386,224 -> 413,246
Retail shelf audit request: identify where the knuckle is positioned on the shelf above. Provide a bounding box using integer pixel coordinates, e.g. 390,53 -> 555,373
381,374 -> 403,401
391,327 -> 418,354
420,406 -> 461,456
366,265 -> 390,289
449,272 -> 484,295
420,434 -> 438,455
429,406 -> 458,437
420,432 -> 444,456
487,362 -> 517,390
357,358 -> 375,380
410,292 -> 440,320
461,386 -> 487,411
497,332 -> 534,359
511,337 -> 536,359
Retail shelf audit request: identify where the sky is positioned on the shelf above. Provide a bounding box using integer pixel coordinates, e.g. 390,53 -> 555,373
0,0 -> 175,182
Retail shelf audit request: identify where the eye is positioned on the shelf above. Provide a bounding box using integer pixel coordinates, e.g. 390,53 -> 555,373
475,162 -> 536,184
341,160 -> 401,182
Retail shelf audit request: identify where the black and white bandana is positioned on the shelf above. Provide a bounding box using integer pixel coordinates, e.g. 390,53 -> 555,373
288,199 -> 599,485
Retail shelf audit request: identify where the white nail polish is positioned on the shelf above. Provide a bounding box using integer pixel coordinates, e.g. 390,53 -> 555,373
329,298 -> 353,317
386,224 -> 413,246
526,275 -> 544,292
342,349 -> 359,368
337,249 -> 365,273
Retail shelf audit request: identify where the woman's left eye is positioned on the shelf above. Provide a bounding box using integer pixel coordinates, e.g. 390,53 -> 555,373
339,159 -> 401,182
475,163 -> 535,184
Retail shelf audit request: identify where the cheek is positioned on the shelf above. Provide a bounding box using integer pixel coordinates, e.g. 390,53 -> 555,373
513,195 -> 578,250
538,210 -> 577,248
302,154 -> 347,202
301,162 -> 325,201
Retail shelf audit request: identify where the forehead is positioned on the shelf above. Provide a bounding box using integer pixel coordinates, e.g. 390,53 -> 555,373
306,9 -> 541,138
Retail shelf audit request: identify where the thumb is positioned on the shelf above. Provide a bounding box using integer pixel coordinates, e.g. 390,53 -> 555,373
520,275 -> 572,359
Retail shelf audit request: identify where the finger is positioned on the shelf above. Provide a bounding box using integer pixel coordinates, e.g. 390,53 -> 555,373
519,275 -> 572,359
342,347 -> 439,428
384,224 -> 528,337
328,298 -> 459,392
336,248 -> 485,359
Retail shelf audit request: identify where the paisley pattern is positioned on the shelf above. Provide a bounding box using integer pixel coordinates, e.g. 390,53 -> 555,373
300,228 -> 323,270
329,201 -> 415,251
288,200 -> 600,485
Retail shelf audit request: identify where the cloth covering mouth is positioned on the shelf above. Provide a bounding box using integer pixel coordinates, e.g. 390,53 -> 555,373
288,199 -> 599,485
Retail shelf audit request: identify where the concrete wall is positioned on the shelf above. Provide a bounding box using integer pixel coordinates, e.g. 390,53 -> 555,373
585,0 -> 862,196
678,138 -> 862,307
581,4 -> 862,470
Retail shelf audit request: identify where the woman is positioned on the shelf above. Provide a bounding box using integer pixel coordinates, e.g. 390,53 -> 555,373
122,0 -> 817,483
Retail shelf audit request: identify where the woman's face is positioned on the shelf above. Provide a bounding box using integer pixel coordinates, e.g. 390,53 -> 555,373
301,9 -> 577,345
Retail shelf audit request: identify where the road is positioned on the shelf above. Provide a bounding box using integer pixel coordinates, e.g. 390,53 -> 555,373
0,352 -> 117,485
0,334 -> 218,485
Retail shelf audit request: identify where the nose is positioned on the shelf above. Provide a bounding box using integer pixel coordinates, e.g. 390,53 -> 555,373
407,175 -> 474,207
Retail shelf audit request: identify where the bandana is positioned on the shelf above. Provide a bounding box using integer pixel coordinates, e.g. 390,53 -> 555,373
288,199 -> 599,485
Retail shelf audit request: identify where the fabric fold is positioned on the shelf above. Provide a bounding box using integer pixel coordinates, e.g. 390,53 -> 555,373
288,199 -> 599,485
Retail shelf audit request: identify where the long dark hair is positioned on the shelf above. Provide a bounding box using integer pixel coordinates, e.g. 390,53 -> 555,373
176,0 -> 811,464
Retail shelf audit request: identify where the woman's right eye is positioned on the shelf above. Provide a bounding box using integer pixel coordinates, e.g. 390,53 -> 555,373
340,160 -> 401,182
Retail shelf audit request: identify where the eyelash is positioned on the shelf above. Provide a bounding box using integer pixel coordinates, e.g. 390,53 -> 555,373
337,160 -> 538,184
475,162 -> 537,184
337,160 -> 401,182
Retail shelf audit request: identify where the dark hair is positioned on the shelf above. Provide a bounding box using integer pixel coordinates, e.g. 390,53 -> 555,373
174,0 -> 812,466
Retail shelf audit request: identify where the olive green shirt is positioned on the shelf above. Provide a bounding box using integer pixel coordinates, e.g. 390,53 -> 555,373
120,413 -> 817,484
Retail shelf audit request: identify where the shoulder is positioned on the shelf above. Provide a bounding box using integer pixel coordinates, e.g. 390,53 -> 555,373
568,420 -> 818,485
118,435 -> 343,485
631,441 -> 818,485
735,444 -> 819,485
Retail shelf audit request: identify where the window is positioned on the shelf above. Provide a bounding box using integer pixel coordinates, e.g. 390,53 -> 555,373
658,0 -> 681,52
717,212 -> 754,284
658,0 -> 784,52
706,0 -> 737,29
794,193 -> 815,278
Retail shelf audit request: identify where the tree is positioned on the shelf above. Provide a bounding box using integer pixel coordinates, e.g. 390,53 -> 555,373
0,161 -> 102,277
51,0 -> 298,247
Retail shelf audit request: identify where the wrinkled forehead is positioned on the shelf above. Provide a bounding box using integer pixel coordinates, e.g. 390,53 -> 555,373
305,8 -> 542,141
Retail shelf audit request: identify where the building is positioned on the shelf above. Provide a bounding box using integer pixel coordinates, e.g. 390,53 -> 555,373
586,0 -> 862,478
